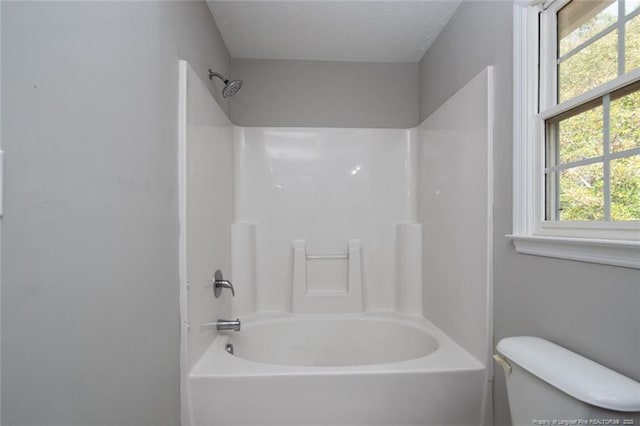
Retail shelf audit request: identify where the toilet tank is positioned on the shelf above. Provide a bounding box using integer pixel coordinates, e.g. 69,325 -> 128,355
496,337 -> 640,426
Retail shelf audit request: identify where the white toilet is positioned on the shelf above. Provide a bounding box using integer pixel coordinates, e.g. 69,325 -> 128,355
496,336 -> 640,426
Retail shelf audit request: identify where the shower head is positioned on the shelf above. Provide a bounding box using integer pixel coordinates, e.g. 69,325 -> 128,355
208,69 -> 243,98
223,79 -> 243,98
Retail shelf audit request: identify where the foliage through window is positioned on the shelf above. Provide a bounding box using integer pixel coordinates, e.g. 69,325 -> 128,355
545,0 -> 640,223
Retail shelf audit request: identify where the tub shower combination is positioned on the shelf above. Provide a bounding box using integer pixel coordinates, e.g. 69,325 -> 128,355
178,61 -> 494,425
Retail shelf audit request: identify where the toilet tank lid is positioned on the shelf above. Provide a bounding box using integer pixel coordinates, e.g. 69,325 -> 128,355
497,336 -> 640,412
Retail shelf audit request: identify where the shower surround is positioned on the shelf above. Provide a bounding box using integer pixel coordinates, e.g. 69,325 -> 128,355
232,125 -> 419,315
178,61 -> 494,425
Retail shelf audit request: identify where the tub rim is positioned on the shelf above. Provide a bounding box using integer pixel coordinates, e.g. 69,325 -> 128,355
225,312 -> 441,367
190,312 -> 485,378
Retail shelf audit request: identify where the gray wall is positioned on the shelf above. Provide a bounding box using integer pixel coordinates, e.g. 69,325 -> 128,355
230,59 -> 419,128
1,2 -> 230,425
418,2 -> 640,425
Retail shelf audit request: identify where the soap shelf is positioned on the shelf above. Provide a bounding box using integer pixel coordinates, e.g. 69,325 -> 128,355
292,239 -> 363,313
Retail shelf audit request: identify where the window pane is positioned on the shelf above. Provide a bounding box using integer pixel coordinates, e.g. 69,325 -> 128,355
559,163 -> 604,220
559,30 -> 618,102
626,14 -> 640,72
627,0 -> 640,15
558,0 -> 618,57
555,104 -> 604,164
611,155 -> 640,220
610,85 -> 640,153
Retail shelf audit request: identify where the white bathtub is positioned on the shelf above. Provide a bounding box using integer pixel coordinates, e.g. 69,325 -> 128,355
189,313 -> 486,426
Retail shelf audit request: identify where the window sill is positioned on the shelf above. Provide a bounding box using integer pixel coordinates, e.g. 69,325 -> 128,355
506,234 -> 640,269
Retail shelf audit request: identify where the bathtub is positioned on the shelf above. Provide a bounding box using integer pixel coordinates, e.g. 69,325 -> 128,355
189,312 -> 486,426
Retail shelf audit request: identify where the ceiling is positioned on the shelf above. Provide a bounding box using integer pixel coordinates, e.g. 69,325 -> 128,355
207,1 -> 462,63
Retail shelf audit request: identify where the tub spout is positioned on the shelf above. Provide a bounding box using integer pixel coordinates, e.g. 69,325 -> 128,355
216,319 -> 241,332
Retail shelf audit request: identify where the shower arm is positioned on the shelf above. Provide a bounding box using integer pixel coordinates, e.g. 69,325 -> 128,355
208,69 -> 229,84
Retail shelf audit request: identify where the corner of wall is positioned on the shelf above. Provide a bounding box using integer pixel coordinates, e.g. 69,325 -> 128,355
165,1 -> 232,117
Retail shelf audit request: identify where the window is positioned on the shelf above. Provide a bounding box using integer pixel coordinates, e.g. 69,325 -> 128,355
546,82 -> 640,223
511,0 -> 640,268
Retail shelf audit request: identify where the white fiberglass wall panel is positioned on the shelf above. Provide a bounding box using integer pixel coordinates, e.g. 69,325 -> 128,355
417,67 -> 494,366
179,61 -> 234,374
234,127 -> 416,313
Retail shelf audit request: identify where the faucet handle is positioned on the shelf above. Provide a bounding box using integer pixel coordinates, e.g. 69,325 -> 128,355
213,269 -> 235,297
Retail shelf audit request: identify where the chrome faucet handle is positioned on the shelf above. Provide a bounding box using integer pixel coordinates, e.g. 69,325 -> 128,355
213,269 -> 235,297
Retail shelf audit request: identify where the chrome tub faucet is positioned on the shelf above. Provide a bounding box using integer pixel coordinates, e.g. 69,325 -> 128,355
216,319 -> 241,332
213,269 -> 235,297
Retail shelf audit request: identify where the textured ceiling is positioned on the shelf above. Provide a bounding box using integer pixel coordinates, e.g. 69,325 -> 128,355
207,1 -> 462,63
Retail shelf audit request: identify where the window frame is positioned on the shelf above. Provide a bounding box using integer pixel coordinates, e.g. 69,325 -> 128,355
510,0 -> 640,269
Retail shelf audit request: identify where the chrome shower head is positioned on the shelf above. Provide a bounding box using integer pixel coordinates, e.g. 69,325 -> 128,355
223,79 -> 243,98
208,69 -> 243,98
